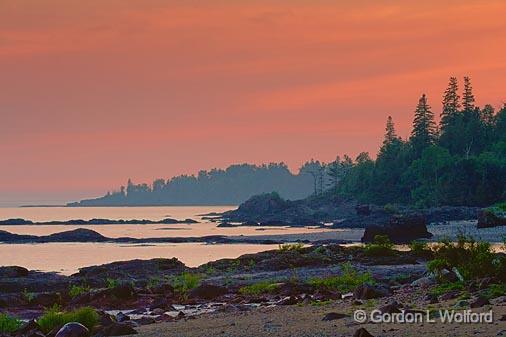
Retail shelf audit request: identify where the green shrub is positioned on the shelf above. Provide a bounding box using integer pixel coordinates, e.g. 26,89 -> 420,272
0,313 -> 21,334
409,240 -> 431,257
239,281 -> 279,296
172,273 -> 201,299
69,285 -> 90,298
308,262 -> 374,293
23,288 -> 35,302
364,235 -> 395,257
37,306 -> 99,334
429,282 -> 464,297
431,234 -> 497,280
278,242 -> 305,252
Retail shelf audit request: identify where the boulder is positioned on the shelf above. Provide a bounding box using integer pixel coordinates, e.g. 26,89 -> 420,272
353,284 -> 390,300
470,296 -> 490,308
362,213 -> 432,243
55,323 -> 89,337
188,284 -> 228,300
377,300 -> 401,314
477,209 -> 506,228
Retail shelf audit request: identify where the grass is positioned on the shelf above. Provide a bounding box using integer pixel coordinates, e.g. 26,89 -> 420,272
37,305 -> 99,334
69,285 -> 90,298
23,288 -> 35,302
429,282 -> 464,297
278,242 -> 305,252
172,272 -> 201,299
482,283 -> 506,299
409,240 -> 431,257
0,313 -> 21,334
106,278 -> 119,289
364,235 -> 395,257
238,281 -> 279,296
308,262 -> 374,293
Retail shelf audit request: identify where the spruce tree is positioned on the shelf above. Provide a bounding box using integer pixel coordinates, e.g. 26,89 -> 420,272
463,76 -> 475,112
440,77 -> 460,131
410,94 -> 436,156
384,116 -> 398,145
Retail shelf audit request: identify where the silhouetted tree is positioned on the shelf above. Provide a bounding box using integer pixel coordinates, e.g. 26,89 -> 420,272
410,94 -> 436,156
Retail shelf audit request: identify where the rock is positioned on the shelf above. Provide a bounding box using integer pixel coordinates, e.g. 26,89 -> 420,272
470,296 -> 489,308
378,301 -> 401,314
149,283 -> 174,295
453,300 -> 469,308
276,296 -> 299,305
477,209 -> 506,228
499,314 -> 506,321
133,317 -> 156,326
361,213 -> 432,243
96,311 -> 115,327
439,290 -> 460,301
149,297 -> 172,310
15,320 -> 42,336
55,323 -> 89,337
322,312 -> 347,321
151,308 -> 165,315
108,284 -> 135,300
491,296 -> 506,305
116,312 -> 130,322
95,322 -> 137,336
188,284 -> 228,300
354,284 -> 390,300
354,328 -> 375,337
424,293 -> 438,304
355,205 -> 371,216
411,276 -> 435,287
0,266 -> 29,278
31,292 -> 60,306
277,282 -> 314,297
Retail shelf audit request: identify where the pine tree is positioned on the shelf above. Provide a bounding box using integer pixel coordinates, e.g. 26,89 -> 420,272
410,94 -> 436,155
440,77 -> 460,130
384,116 -> 398,145
463,76 -> 475,112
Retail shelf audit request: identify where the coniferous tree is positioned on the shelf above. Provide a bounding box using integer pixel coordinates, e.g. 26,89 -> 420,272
384,116 -> 398,145
410,94 -> 436,156
463,76 -> 475,112
440,77 -> 460,131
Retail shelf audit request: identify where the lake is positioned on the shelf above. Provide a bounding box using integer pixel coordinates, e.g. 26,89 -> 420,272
0,207 -> 504,275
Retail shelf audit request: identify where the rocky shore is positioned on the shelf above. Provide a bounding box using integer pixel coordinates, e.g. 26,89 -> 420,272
1,241 -> 505,337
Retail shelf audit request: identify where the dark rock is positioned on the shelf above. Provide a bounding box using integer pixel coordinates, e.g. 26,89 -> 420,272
276,296 -> 299,305
108,284 -> 135,300
470,296 -> 490,308
55,322 -> 89,337
188,284 -> 228,300
353,328 -> 375,337
15,320 -> 42,336
0,266 -> 29,278
322,312 -> 347,321
356,205 -> 371,216
276,282 -> 314,297
362,213 -> 432,243
439,290 -> 460,301
149,297 -> 172,310
133,317 -> 155,326
477,209 -> 506,228
354,284 -> 390,300
499,314 -> 506,321
96,311 -> 115,327
31,292 -> 60,306
378,301 -> 401,314
95,322 -> 137,336
116,312 -> 130,322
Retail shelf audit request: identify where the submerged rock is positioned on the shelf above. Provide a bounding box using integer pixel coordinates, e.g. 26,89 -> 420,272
477,209 -> 506,228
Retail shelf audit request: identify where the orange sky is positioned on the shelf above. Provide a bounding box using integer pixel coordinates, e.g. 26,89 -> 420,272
1,0 -> 505,205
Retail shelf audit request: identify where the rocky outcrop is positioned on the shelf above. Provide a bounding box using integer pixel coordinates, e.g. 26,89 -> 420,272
477,209 -> 506,228
361,213 -> 432,243
0,217 -> 198,226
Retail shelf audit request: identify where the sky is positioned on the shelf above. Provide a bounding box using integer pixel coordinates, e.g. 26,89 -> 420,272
1,0 -> 506,206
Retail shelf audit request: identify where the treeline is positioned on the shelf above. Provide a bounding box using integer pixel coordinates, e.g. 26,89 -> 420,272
68,163 -> 318,206
327,77 -> 506,207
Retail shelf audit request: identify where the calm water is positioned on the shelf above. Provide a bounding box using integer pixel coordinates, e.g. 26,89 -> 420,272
0,207 -> 504,275
0,206 -> 335,274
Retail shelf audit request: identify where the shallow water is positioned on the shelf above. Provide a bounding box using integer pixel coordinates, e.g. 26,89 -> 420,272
0,206 -> 334,274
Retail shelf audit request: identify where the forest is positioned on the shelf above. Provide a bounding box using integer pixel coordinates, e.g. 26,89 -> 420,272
70,77 -> 505,208
332,77 -> 505,207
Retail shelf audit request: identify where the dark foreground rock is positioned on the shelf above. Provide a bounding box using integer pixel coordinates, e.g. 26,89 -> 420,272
361,213 -> 432,243
477,209 -> 506,228
54,322 -> 89,337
